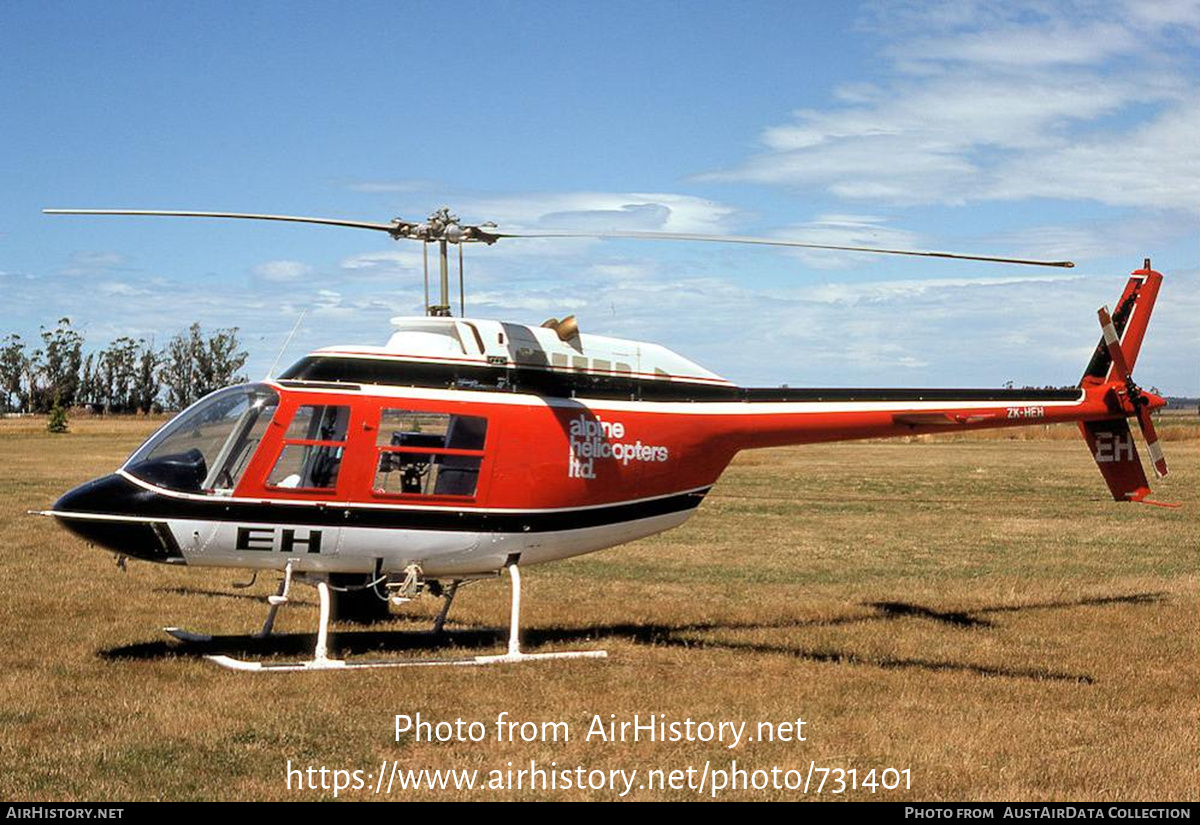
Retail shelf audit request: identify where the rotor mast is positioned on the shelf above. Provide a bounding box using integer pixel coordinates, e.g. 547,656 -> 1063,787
396,207 -> 498,317
425,209 -> 453,316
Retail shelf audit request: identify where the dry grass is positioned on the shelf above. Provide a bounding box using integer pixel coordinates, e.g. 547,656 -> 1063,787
0,418 -> 1196,801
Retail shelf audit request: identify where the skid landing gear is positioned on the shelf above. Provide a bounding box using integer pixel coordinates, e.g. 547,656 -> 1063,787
164,561 -> 294,643
177,563 -> 606,671
432,579 -> 460,633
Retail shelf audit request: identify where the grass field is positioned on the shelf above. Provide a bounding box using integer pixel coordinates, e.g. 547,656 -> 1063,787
1,417 -> 1196,801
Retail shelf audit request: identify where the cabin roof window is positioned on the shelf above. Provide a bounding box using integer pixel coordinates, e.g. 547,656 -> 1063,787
123,384 -> 279,494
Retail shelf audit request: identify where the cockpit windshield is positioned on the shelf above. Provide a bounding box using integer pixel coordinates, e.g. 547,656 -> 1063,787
123,384 -> 280,494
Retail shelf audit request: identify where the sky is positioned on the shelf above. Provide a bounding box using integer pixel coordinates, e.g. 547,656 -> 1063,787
2,0 -> 1198,393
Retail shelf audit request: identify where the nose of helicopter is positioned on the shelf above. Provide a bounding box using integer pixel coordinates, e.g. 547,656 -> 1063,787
51,474 -> 179,562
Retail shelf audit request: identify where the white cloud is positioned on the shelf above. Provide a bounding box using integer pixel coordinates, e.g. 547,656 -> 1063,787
346,179 -> 440,194
338,249 -> 428,282
1122,0 -> 1200,29
331,194 -> 745,279
699,2 -> 1199,212
989,106 -> 1200,211
254,260 -> 314,282
457,192 -> 740,234
770,214 -> 923,269
796,273 -> 1082,304
96,281 -> 150,297
893,21 -> 1139,68
981,214 -> 1195,263
9,1 -> 1196,397
61,250 -> 131,277
340,250 -> 419,270
70,250 -> 128,268
467,292 -> 589,314
7,238 -> 1196,396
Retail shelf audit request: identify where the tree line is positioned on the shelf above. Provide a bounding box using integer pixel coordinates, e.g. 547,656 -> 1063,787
0,319 -> 248,415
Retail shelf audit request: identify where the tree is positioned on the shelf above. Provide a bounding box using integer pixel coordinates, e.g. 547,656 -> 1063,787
160,323 -> 248,410
100,337 -> 139,413
35,318 -> 83,412
0,334 -> 29,413
46,393 -> 69,434
5,319 -> 250,414
160,324 -> 201,411
196,326 -> 248,399
133,340 -> 161,414
78,352 -> 96,411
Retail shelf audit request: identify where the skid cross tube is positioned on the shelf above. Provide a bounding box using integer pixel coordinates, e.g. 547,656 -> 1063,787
204,563 -> 607,671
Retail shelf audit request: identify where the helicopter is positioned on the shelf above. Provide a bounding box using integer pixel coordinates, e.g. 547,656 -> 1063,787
39,207 -> 1172,672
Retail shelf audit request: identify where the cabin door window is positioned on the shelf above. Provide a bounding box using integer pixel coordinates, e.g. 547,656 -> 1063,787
373,409 -> 487,498
267,404 -> 351,491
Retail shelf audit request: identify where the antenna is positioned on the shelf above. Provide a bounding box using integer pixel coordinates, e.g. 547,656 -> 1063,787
264,309 -> 307,381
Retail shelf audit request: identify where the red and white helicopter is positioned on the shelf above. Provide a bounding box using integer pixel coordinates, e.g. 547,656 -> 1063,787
41,207 -> 1171,671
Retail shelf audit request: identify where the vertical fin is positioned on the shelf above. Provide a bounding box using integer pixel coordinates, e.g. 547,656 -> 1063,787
1078,419 -> 1150,502
1080,263 -> 1161,386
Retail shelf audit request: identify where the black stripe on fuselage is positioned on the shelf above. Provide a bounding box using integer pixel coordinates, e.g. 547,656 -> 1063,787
279,355 -> 1081,404
58,474 -> 710,534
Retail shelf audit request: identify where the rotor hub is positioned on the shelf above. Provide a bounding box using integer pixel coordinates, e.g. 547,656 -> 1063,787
387,207 -> 499,245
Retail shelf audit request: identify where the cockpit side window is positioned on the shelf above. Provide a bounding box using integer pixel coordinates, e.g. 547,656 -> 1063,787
373,408 -> 487,498
204,395 -> 279,494
266,404 -> 351,491
124,385 -> 280,494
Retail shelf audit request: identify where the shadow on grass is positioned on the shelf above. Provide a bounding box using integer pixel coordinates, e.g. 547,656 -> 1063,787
153,586 -> 315,607
862,592 -> 1163,629
100,591 -> 1165,685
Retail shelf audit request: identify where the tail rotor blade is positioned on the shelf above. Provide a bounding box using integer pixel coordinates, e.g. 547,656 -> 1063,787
1097,305 -> 1132,381
1134,403 -> 1169,478
1098,305 -> 1166,477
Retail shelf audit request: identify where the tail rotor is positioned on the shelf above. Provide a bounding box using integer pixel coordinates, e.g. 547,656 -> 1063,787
1097,305 -> 1168,478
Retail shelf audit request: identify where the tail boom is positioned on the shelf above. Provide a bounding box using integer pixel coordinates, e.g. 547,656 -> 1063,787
710,261 -> 1169,504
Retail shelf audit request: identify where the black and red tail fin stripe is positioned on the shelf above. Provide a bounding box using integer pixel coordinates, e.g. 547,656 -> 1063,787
1080,260 -> 1162,386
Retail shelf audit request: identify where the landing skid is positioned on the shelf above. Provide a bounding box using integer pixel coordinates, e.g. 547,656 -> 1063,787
172,563 -> 607,671
207,649 -> 607,672
164,562 -> 291,644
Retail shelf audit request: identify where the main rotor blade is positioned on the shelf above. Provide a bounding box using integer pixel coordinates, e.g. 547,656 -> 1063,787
43,209 -> 403,234
43,209 -> 1077,268
487,229 -> 1076,268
